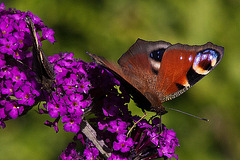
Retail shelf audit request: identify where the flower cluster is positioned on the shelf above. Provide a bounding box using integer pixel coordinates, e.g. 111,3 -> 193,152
39,52 -> 91,133
43,53 -> 92,133
0,3 -> 55,128
0,3 -> 91,134
1,3 -> 180,160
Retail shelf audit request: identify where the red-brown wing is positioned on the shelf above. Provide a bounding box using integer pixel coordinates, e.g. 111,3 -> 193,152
156,42 -> 224,102
117,39 -> 172,107
118,40 -> 170,89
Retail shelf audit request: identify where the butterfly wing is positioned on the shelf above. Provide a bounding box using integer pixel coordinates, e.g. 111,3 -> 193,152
117,39 -> 171,94
117,39 -> 173,111
25,16 -> 55,92
155,42 -> 224,102
88,39 -> 224,114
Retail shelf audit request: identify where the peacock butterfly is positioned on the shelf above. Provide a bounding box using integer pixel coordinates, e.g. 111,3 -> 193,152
25,16 -> 55,94
87,39 -> 224,115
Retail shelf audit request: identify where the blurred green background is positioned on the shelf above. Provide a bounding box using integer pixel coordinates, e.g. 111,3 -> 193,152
1,0 -> 240,159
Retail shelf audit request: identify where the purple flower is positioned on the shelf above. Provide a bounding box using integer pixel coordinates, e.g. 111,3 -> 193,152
1,80 -> 14,96
0,120 -> 6,129
13,31 -> 25,49
44,119 -> 59,133
67,94 -> 84,114
107,119 -> 128,134
11,66 -> 27,84
0,66 -> 12,79
42,27 -> 55,43
157,126 -> 180,159
61,74 -> 79,94
0,3 -> 5,11
83,146 -> 99,160
0,20 -> 14,37
113,134 -> 134,153
76,80 -> 91,94
0,36 -> 18,55
108,153 -> 128,160
60,142 -> 81,160
15,20 -> 29,32
0,107 -> 6,119
98,120 -> 108,130
5,100 -> 24,119
0,57 -> 6,68
62,114 -> 82,133
14,81 -> 39,106
45,95 -> 67,118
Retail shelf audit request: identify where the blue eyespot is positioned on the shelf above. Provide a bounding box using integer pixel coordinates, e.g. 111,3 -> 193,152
150,48 -> 165,62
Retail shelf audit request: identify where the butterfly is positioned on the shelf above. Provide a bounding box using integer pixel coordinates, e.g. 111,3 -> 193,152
25,16 -> 55,94
87,39 -> 224,115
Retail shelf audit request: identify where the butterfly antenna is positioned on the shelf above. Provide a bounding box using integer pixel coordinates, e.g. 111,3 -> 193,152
127,111 -> 147,137
165,106 -> 209,121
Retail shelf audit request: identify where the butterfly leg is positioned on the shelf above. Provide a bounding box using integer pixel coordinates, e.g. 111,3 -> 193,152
127,110 -> 147,137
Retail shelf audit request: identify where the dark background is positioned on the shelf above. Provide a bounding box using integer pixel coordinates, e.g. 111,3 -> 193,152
1,0 -> 240,160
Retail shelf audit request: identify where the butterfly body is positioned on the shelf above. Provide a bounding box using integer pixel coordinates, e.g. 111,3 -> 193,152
88,39 -> 224,115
